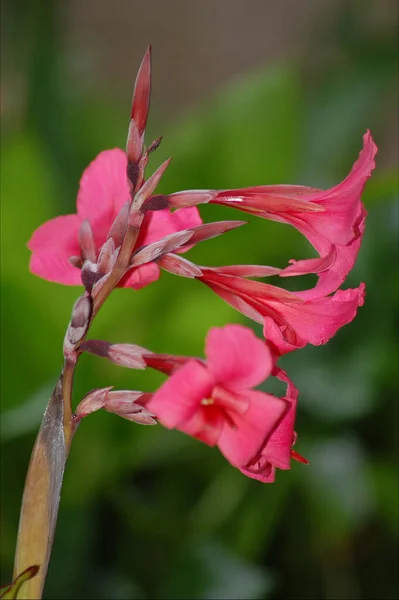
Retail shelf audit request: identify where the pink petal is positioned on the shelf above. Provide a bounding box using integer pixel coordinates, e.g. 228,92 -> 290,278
240,465 -> 276,483
205,325 -> 273,391
202,282 -> 265,324
141,207 -> 202,247
28,214 -> 82,284
144,353 -> 190,376
259,397 -> 296,470
180,404 -> 225,446
240,368 -> 299,477
267,283 -> 365,347
120,262 -> 160,289
263,316 -> 304,356
202,269 -> 365,356
280,209 -> 366,300
201,270 -> 300,302
212,131 -> 376,247
28,214 -> 81,254
146,360 -> 214,428
205,264 -> 282,278
76,149 -> 130,244
217,390 -> 288,467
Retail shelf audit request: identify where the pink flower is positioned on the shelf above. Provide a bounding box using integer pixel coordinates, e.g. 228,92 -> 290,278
200,269 -> 365,356
27,148 -> 202,289
241,368 -> 307,483
210,131 -> 376,298
146,325 -> 289,469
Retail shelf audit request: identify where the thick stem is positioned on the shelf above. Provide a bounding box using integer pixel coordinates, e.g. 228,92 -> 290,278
62,358 -> 76,447
13,365 -> 78,599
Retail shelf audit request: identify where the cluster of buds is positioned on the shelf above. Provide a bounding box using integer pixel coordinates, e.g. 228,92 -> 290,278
27,47 -> 377,482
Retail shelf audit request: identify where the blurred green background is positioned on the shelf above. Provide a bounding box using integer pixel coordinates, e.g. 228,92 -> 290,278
1,1 -> 398,598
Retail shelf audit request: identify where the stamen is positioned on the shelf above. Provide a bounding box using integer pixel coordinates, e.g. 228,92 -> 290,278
201,397 -> 214,406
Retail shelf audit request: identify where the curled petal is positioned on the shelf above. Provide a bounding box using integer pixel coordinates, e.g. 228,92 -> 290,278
217,391 -> 288,468
265,283 -> 365,349
240,368 -> 300,478
280,210 -> 366,300
212,131 -> 376,248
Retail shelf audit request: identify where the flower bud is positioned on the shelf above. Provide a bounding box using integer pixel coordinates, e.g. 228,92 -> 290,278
63,295 -> 92,356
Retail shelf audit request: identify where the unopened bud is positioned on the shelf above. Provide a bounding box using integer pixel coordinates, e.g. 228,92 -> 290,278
107,202 -> 129,247
130,46 -> 151,137
184,220 -> 247,247
75,387 -> 156,425
108,343 -> 147,369
97,238 -> 117,278
167,190 -> 217,208
79,219 -> 97,263
131,158 -> 171,212
126,119 -> 142,166
141,194 -> 169,212
69,255 -> 83,269
80,340 -> 148,370
130,230 -> 193,268
64,295 -> 92,355
81,260 -> 98,292
157,253 -> 202,278
74,386 -> 113,418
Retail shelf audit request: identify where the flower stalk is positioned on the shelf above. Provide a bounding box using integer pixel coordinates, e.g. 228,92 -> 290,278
8,43 -> 376,598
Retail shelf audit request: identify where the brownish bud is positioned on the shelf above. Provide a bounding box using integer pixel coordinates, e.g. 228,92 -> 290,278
79,219 -> 97,263
156,253 -> 202,278
130,230 -> 193,268
64,295 -> 93,355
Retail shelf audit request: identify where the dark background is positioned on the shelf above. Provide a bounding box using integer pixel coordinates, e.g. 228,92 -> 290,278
1,1 -> 398,598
